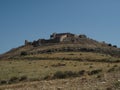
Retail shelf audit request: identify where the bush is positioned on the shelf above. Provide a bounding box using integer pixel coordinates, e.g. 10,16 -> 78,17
53,71 -> 66,79
43,75 -> 51,80
88,69 -> 102,75
78,70 -> 85,76
106,87 -> 112,90
89,65 -> 93,68
108,67 -> 115,73
113,45 -> 117,48
53,71 -> 77,79
19,76 -> 27,81
8,76 -> 19,84
64,71 -> 76,77
0,80 -> 7,85
108,44 -> 112,47
20,51 -> 28,56
53,70 -> 86,79
68,53 -> 74,55
51,63 -> 66,67
113,65 -> 118,67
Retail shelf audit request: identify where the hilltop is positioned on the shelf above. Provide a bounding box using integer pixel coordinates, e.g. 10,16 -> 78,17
0,32 -> 120,60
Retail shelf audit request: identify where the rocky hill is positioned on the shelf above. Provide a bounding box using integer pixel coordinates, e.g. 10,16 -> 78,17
0,32 -> 120,60
0,33 -> 120,90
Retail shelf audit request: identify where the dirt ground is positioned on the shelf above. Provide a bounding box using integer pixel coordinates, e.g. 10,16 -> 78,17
0,72 -> 119,90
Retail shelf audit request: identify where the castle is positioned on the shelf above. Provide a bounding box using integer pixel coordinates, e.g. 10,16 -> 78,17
25,33 -> 87,47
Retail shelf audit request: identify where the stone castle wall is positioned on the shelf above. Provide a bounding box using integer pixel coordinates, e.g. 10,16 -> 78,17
25,33 -> 87,47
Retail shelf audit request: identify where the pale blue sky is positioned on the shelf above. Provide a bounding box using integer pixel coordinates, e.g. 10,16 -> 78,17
0,0 -> 120,54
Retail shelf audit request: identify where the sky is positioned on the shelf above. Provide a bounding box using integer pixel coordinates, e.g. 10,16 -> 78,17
0,0 -> 120,54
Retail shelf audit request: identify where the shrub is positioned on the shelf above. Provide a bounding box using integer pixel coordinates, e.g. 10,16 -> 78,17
108,67 -> 115,73
89,65 -> 93,68
8,76 -> 19,84
88,69 -> 102,75
78,70 -> 85,76
20,51 -> 28,56
43,75 -> 51,80
64,71 -> 76,77
51,63 -> 66,67
113,65 -> 118,67
53,71 -> 66,79
68,53 -> 74,55
108,44 -> 112,47
106,87 -> 112,90
113,45 -> 117,48
0,80 -> 7,85
29,78 -> 39,81
19,76 -> 27,81
53,70 -> 86,79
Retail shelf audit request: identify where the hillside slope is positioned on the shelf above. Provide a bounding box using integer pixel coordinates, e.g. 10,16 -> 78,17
0,34 -> 120,60
0,33 -> 120,90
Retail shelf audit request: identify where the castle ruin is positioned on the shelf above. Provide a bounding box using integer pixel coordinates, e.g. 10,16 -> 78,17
25,33 -> 87,47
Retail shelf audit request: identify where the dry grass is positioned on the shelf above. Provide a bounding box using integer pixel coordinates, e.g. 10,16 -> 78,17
0,58 -> 119,81
0,52 -> 120,90
0,72 -> 119,90
18,52 -> 120,62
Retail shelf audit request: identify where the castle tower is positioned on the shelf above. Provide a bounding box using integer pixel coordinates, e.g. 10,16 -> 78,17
25,40 -> 29,45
